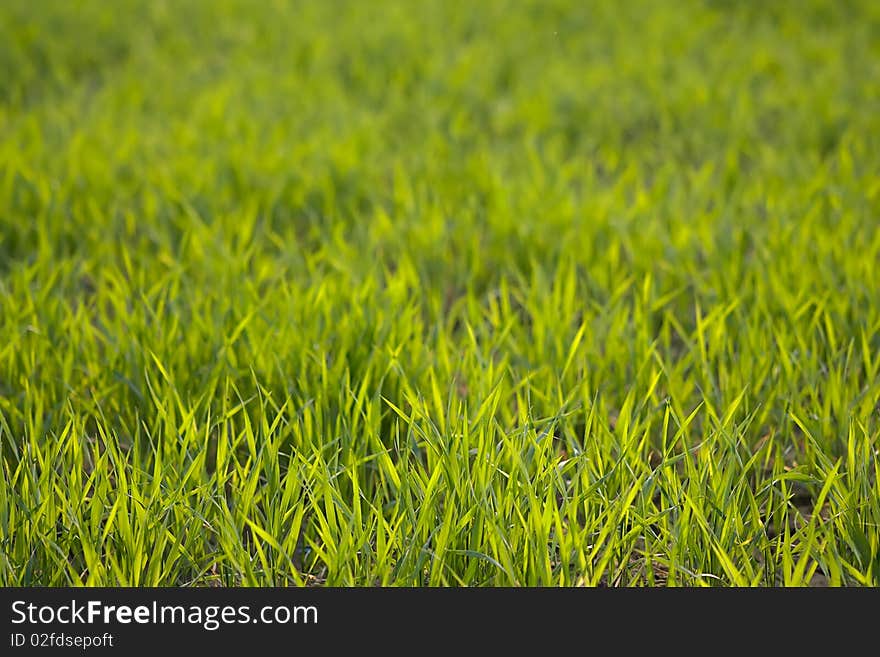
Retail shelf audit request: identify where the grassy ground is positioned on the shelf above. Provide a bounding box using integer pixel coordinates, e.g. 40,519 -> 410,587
1,0 -> 878,586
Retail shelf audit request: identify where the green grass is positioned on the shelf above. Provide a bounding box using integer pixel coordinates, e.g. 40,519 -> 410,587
1,0 -> 879,587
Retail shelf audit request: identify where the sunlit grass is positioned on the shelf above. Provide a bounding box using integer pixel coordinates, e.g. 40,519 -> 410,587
1,0 -> 878,586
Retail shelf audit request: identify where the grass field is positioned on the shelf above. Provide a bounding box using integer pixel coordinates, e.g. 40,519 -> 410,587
1,0 -> 879,586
